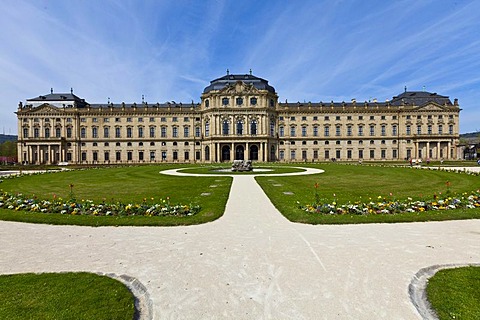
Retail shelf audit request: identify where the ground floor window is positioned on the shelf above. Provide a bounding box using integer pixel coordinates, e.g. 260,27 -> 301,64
381,149 -> 386,159
393,149 -> 397,159
162,151 -> 167,160
196,151 -> 201,160
66,152 -> 72,161
184,151 -> 189,160
302,150 -> 307,160
150,151 -> 155,161
370,150 -> 375,159
127,151 -> 132,161
290,150 -> 296,160
93,151 -> 98,162
116,151 -> 121,161
104,152 -> 109,162
81,152 -> 86,161
279,150 -> 284,160
173,151 -> 178,160
325,150 -> 329,159
359,149 -> 363,159
313,150 -> 318,159
347,150 -> 352,159
336,149 -> 341,159
139,151 -> 144,161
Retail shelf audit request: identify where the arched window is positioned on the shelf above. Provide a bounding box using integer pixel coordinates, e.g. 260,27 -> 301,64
236,121 -> 243,135
205,122 -> 210,137
250,120 -> 257,135
222,120 -> 229,135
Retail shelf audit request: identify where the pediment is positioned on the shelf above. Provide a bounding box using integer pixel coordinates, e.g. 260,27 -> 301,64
415,103 -> 446,111
220,81 -> 260,95
28,103 -> 62,114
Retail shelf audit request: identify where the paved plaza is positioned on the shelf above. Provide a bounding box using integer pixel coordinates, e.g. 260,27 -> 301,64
0,167 -> 479,319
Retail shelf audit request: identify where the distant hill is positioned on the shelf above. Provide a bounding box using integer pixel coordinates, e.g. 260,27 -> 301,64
460,131 -> 480,143
0,134 -> 17,144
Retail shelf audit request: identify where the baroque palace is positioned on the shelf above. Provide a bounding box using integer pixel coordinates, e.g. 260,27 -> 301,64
16,72 -> 461,165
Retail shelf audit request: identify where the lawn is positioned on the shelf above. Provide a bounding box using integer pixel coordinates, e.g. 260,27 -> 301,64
427,266 -> 480,320
256,163 -> 480,224
0,163 -> 479,226
0,272 -> 135,320
0,165 -> 232,226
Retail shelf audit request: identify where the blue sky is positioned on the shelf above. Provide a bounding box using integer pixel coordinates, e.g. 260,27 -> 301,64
1,0 -> 479,134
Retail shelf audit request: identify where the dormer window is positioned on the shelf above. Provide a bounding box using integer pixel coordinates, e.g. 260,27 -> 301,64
250,97 -> 257,105
236,97 -> 243,106
205,99 -> 209,108
222,98 -> 229,106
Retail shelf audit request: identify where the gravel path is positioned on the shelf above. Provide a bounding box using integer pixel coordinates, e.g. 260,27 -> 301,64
0,167 -> 479,319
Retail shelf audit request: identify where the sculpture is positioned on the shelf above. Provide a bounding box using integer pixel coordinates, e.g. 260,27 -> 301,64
231,160 -> 253,172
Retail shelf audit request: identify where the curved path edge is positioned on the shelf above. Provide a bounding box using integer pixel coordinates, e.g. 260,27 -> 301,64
409,263 -> 480,320
160,166 -> 324,177
102,272 -> 154,320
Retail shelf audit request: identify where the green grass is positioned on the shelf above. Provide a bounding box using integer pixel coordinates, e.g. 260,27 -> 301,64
427,266 -> 480,320
0,272 -> 135,320
0,165 -> 232,226
256,163 -> 480,224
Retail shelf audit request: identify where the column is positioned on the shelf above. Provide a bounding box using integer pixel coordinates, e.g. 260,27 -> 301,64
246,142 -> 249,160
215,143 -> 219,162
231,142 -> 234,161
426,142 -> 430,159
437,142 -> 440,159
447,141 -> 451,159
260,142 -> 264,161
414,142 -> 418,159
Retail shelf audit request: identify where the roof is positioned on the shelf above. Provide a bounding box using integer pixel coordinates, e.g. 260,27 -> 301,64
27,93 -> 85,102
390,91 -> 453,106
203,73 -> 275,93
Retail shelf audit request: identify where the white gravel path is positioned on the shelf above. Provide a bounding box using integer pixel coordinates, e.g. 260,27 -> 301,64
0,167 -> 479,319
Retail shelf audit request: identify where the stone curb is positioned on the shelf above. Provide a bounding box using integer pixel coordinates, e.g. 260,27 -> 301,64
99,272 -> 153,320
409,263 -> 480,320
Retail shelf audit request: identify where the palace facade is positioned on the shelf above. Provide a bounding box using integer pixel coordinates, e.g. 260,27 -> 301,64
16,73 -> 461,164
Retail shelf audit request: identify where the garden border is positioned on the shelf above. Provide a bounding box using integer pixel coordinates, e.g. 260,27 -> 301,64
409,263 -> 480,320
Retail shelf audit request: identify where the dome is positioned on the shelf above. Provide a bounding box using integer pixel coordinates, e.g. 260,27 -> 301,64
203,73 -> 275,94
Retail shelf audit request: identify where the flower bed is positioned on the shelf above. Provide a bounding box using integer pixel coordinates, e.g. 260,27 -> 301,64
300,190 -> 480,215
0,191 -> 200,217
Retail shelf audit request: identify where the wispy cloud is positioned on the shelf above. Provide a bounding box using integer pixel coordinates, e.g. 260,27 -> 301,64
0,0 -> 479,134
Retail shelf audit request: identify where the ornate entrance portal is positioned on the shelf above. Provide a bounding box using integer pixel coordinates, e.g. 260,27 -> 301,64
221,145 -> 231,161
235,145 -> 245,160
249,145 -> 259,161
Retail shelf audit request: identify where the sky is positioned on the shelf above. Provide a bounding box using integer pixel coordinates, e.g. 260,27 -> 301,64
1,0 -> 480,134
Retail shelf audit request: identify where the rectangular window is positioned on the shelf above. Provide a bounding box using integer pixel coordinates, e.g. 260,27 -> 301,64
139,151 -> 144,161
195,126 -> 201,137
301,127 -> 307,137
449,125 -> 453,134
184,126 -> 189,137
302,150 -> 307,160
324,150 -> 330,159
279,150 -> 284,160
438,125 -> 443,134
279,126 -> 284,137
381,149 -> 386,159
369,125 -> 375,136
92,127 -> 98,138
359,149 -> 363,159
161,127 -> 167,137
381,125 -> 386,136
138,127 -> 144,138
150,151 -> 155,161
127,151 -> 132,161
173,151 -> 178,160
173,127 -> 178,137
347,150 -> 352,159
115,127 -> 121,138
313,126 -> 318,137
393,149 -> 398,159
347,126 -> 352,136
104,152 -> 110,162
162,151 -> 167,160
150,127 -> 155,138
358,126 -> 363,136
116,151 -> 121,161
290,150 -> 296,160
417,125 -> 422,135
290,126 -> 296,137
324,126 -> 329,137
184,151 -> 189,160
392,125 -> 397,136
370,150 -> 375,159
406,125 -> 411,135
81,152 -> 87,161
336,126 -> 341,136
127,127 -> 132,138
104,127 -> 109,138
93,151 -> 98,161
